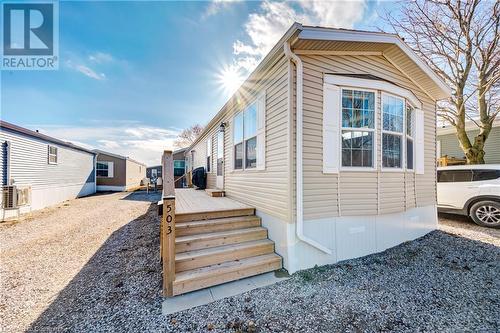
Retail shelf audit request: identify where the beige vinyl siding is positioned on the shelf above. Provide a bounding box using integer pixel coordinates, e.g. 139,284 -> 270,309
125,159 -> 146,189
300,54 -> 437,220
437,126 -> 500,164
189,53 -> 291,221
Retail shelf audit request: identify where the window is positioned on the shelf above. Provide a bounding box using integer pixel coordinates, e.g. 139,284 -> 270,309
96,161 -> 113,178
233,112 -> 243,169
174,160 -> 185,177
341,89 -> 375,167
406,104 -> 415,170
382,94 -> 404,168
48,145 -> 58,164
152,169 -> 158,178
233,102 -> 258,169
472,169 -> 500,181
437,170 -> 473,183
217,131 -> 224,176
206,138 -> 211,173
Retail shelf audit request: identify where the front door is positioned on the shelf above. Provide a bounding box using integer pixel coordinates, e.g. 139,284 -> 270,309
216,131 -> 224,189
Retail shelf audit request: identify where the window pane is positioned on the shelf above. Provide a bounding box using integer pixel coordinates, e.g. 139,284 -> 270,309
97,162 -> 108,170
234,113 -> 243,143
245,137 -> 257,168
342,131 -> 373,167
383,95 -> 404,133
342,149 -> 351,167
382,133 -> 402,168
206,156 -> 211,172
472,170 -> 500,181
234,143 -> 243,169
438,170 -> 473,183
407,138 -> 414,169
341,90 -> 374,129
244,104 -> 257,138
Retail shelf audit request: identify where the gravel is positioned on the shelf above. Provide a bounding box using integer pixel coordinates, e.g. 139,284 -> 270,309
1,194 -> 498,332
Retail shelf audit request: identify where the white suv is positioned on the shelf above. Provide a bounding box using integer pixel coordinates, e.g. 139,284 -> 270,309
437,164 -> 500,228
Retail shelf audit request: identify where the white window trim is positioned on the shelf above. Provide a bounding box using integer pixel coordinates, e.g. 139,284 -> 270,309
96,161 -> 114,178
206,137 -> 212,173
232,98 -> 261,172
339,87 -> 378,172
48,145 -> 58,165
324,74 -> 422,109
381,92 -> 405,172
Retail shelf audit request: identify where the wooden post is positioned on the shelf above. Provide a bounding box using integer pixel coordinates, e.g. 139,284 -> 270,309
161,150 -> 176,297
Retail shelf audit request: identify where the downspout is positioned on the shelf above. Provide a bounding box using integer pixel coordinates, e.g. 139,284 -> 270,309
284,42 -> 332,255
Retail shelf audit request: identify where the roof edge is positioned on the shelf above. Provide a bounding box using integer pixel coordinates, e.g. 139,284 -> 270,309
94,149 -> 147,167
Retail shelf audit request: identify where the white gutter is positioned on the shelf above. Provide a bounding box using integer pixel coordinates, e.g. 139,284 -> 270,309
284,42 -> 332,255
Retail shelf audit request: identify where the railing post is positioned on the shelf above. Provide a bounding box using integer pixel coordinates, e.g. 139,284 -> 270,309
161,150 -> 176,297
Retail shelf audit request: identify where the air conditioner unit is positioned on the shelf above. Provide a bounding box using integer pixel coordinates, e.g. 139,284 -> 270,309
2,186 -> 16,209
17,186 -> 31,206
1,186 -> 31,209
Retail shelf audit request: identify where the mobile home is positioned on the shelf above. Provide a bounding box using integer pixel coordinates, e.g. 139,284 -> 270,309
184,23 -> 451,274
95,150 -> 146,191
0,121 -> 96,220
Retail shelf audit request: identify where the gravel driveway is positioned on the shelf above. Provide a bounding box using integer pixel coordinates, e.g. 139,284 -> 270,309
1,195 -> 499,332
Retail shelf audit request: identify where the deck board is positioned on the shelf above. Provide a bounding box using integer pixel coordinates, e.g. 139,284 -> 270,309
175,189 -> 252,215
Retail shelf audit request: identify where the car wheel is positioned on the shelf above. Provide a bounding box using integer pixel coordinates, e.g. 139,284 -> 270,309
469,200 -> 500,228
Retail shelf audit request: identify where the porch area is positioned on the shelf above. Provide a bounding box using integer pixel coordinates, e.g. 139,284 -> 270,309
160,151 -> 282,298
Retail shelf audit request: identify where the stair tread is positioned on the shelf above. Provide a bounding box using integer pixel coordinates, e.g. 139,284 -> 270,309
175,253 -> 281,283
176,239 -> 274,261
176,227 -> 266,243
176,215 -> 260,228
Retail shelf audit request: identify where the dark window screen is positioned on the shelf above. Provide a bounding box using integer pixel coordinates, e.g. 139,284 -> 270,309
472,169 -> 500,181
437,170 -> 473,183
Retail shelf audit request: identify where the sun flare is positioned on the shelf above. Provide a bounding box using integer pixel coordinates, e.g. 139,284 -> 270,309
217,65 -> 244,96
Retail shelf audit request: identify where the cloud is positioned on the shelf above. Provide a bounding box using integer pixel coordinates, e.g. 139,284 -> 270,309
230,0 -> 367,75
32,123 -> 180,166
204,0 -> 241,18
65,60 -> 106,80
88,52 -> 114,64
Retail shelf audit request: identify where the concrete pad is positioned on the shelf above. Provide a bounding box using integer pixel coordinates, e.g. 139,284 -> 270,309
162,289 -> 214,315
249,272 -> 289,288
210,277 -> 256,301
162,272 -> 289,315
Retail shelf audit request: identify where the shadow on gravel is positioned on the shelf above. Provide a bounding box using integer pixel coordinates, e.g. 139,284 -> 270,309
27,198 -> 169,332
121,190 -> 162,202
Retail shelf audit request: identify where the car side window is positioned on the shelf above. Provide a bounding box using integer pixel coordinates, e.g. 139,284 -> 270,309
472,169 -> 500,181
437,170 -> 473,183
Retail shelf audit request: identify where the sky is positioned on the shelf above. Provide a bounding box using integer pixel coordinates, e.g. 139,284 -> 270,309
0,0 -> 396,166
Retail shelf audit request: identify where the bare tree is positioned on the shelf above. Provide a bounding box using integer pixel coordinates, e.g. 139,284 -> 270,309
383,0 -> 499,164
174,124 -> 204,148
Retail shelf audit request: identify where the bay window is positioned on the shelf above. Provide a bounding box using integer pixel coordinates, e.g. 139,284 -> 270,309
341,89 -> 375,168
382,94 -> 404,169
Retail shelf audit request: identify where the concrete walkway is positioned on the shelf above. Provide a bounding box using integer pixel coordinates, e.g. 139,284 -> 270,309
162,272 -> 289,315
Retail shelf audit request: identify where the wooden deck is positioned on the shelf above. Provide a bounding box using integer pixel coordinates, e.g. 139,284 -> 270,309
175,188 -> 252,215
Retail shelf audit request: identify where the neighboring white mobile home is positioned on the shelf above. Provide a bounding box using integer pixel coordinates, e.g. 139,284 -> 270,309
0,121 -> 96,220
185,23 -> 451,274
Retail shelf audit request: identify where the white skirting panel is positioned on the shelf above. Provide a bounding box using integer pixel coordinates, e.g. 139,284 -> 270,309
258,205 -> 437,274
96,185 -> 126,192
0,182 -> 96,221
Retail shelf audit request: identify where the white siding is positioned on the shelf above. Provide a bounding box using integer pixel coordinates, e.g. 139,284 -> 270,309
0,128 -> 95,213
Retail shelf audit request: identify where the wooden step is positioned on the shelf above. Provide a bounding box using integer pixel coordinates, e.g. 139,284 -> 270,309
175,239 -> 275,272
173,253 -> 282,295
176,215 -> 261,236
175,227 -> 268,253
176,208 -> 255,223
205,189 -> 225,197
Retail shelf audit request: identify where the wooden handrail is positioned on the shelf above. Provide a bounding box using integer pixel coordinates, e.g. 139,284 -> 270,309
160,150 -> 176,297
